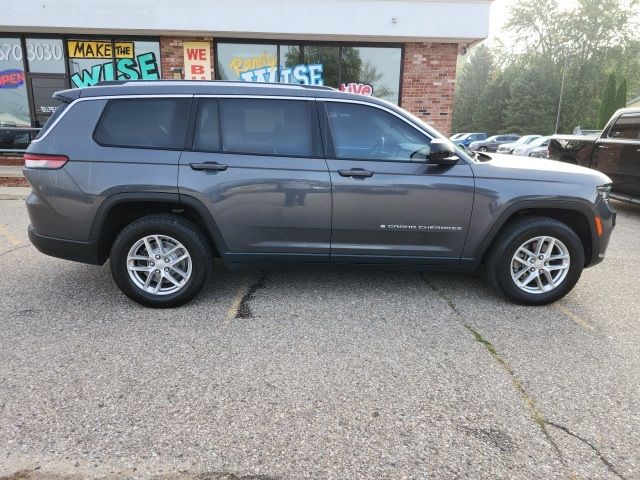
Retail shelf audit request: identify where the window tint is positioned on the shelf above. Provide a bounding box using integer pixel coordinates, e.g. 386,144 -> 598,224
94,98 -> 190,149
220,98 -> 312,157
193,99 -> 220,151
326,102 -> 430,161
609,114 -> 640,140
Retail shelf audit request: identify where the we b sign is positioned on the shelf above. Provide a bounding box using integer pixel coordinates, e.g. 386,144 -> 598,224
183,42 -> 212,80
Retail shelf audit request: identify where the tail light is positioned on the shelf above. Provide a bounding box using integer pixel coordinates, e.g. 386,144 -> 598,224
24,153 -> 69,169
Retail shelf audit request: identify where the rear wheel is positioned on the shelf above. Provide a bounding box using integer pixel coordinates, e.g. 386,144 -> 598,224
485,216 -> 585,305
479,146 -> 488,152
110,215 -> 212,308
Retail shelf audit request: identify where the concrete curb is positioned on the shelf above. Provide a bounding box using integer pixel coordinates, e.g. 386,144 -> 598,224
0,187 -> 30,200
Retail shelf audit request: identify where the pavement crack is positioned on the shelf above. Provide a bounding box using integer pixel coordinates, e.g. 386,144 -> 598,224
546,421 -> 628,480
421,274 -> 627,478
235,271 -> 269,319
421,275 -> 566,468
0,244 -> 30,258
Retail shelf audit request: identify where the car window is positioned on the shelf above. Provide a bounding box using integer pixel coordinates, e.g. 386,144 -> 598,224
326,102 -> 431,161
94,98 -> 191,149
220,98 -> 312,157
193,99 -> 220,152
608,114 -> 640,140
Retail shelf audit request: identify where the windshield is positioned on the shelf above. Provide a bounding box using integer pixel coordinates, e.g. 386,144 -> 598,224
529,136 -> 549,147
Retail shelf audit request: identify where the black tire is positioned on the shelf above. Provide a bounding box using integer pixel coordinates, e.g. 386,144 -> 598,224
485,216 -> 585,305
110,214 -> 213,308
479,146 -> 488,152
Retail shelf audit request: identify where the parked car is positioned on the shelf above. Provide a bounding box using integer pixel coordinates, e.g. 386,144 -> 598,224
452,132 -> 487,148
25,80 -> 615,307
449,133 -> 464,140
469,134 -> 520,152
497,135 -> 543,154
528,145 -> 549,158
513,136 -> 550,157
549,108 -> 640,203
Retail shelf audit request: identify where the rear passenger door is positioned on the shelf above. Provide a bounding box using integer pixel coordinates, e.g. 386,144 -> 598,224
178,97 -> 332,263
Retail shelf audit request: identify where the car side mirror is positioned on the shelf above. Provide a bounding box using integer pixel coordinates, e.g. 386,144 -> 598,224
427,139 -> 458,165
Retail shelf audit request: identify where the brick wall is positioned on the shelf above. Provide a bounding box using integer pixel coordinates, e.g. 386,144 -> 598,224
400,42 -> 458,136
159,37 -> 215,80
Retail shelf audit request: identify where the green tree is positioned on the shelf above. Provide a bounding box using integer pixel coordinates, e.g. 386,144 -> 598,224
452,44 -> 495,132
458,0 -> 640,134
598,72 -> 618,128
616,77 -> 628,109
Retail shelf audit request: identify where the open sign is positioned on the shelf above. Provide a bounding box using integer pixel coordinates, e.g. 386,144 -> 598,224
0,69 -> 25,89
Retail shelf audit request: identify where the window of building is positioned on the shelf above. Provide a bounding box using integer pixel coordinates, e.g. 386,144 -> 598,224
193,99 -> 221,152
216,43 -> 278,82
0,37 -> 30,127
339,46 -> 402,104
215,41 -> 403,104
220,98 -> 312,157
608,114 -> 640,140
94,98 -> 190,149
68,38 -> 161,88
326,102 -> 429,161
25,38 -> 65,73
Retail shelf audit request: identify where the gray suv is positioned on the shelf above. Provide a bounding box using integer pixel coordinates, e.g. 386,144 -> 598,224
24,81 -> 616,308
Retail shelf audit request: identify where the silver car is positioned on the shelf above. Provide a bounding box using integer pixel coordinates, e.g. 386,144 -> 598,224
497,135 -> 543,154
513,136 -> 550,157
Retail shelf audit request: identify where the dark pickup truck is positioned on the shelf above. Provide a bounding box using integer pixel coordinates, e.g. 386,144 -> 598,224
549,108 -> 640,203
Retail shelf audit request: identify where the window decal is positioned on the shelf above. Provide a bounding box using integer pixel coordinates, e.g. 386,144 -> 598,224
0,69 -> 25,89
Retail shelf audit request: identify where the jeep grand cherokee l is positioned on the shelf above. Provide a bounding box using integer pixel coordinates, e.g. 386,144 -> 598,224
24,81 -> 616,308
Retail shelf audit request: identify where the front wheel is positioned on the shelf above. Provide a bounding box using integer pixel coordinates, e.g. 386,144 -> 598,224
485,216 -> 585,305
110,215 -> 213,308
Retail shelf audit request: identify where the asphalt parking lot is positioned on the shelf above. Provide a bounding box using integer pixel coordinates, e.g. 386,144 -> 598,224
1,198 -> 639,480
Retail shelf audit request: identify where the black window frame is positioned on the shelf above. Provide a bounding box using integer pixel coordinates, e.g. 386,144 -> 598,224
319,100 -> 434,164
92,96 -> 193,151
607,112 -> 640,141
187,96 -> 323,159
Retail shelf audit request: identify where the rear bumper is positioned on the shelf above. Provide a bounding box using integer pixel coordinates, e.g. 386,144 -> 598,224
28,225 -> 101,265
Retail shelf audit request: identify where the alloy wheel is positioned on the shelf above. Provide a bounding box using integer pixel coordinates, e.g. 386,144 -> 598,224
126,234 -> 192,295
510,236 -> 570,294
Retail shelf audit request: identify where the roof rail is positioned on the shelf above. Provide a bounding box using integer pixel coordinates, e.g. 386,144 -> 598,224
93,79 -> 337,91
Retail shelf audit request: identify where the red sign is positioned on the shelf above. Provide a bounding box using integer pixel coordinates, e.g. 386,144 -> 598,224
339,82 -> 373,96
0,69 -> 25,89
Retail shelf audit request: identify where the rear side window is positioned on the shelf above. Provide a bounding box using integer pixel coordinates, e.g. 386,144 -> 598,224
220,98 -> 312,157
94,98 -> 191,149
608,114 -> 640,140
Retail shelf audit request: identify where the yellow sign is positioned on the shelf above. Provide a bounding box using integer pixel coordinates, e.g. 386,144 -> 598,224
67,41 -> 134,59
183,42 -> 212,80
230,52 -> 277,75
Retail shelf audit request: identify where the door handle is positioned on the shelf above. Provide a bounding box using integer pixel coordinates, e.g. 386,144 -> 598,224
597,145 -> 609,150
189,162 -> 228,171
338,168 -> 374,178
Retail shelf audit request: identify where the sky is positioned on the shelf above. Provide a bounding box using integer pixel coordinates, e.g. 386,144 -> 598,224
488,0 -> 509,40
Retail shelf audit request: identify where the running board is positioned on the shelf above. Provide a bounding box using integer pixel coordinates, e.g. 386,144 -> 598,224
610,193 -> 640,206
